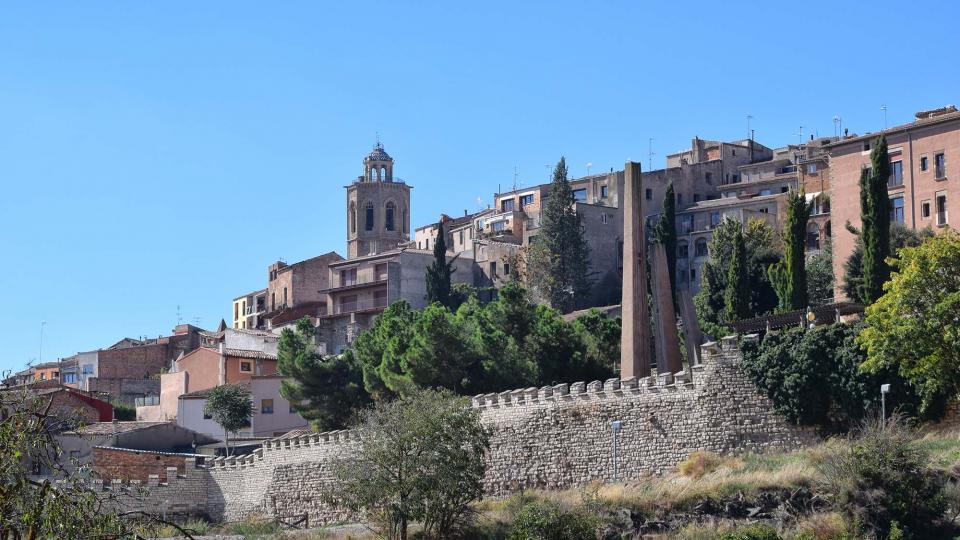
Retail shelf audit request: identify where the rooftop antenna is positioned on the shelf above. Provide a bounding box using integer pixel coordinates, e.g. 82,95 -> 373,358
177,305 -> 182,325
798,125 -> 804,145
375,132 -> 381,148
833,115 -> 842,138
648,138 -> 655,171
586,162 -> 592,176
881,105 -> 888,130
746,114 -> 753,141
513,166 -> 518,192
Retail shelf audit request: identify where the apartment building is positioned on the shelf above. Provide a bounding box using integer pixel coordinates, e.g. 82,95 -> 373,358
828,105 -> 959,299
232,289 -> 267,330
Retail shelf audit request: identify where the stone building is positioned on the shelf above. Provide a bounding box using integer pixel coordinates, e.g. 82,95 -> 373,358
346,142 -> 412,258
827,105 -> 959,299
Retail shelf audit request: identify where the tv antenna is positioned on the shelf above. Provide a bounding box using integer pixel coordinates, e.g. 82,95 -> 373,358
881,105 -> 888,130
176,305 -> 182,325
586,162 -> 592,176
746,114 -> 753,141
797,125 -> 804,145
513,166 -> 518,191
648,138 -> 655,172
833,115 -> 842,139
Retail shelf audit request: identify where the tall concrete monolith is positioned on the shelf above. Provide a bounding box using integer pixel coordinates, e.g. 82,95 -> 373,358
678,288 -> 703,365
651,243 -> 683,374
620,161 -> 651,378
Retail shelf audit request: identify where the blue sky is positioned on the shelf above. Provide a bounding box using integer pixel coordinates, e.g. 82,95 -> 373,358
1,1 -> 958,373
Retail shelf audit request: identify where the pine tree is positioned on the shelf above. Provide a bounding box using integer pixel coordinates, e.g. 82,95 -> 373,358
725,229 -> 750,321
425,219 -> 456,307
859,135 -> 892,303
768,190 -> 811,311
654,182 -> 677,302
525,157 -> 592,313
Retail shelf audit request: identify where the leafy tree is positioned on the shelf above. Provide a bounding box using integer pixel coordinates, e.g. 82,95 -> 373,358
0,385 -> 191,539
724,228 -> 750,321
859,135 -> 892,303
401,303 -> 479,394
278,317 -> 371,431
741,323 -> 921,433
353,301 -> 418,401
323,389 -> 490,540
768,190 -> 810,311
842,224 -> 933,303
859,231 -> 960,417
571,309 -> 621,373
654,182 -> 678,302
806,238 -> 834,306
425,219 -> 457,307
204,384 -> 253,456
695,218 -> 779,336
526,157 -> 592,313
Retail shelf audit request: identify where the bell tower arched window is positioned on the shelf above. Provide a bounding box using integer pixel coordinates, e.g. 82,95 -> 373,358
349,202 -> 357,234
365,202 -> 375,231
385,201 -> 396,231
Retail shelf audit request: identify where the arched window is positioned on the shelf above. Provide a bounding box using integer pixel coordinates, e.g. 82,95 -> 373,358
349,202 -> 357,234
364,202 -> 375,231
677,241 -> 689,259
695,238 -> 708,257
385,201 -> 396,231
381,166 -> 388,182
371,167 -> 379,181
806,223 -> 820,251
402,208 -> 408,234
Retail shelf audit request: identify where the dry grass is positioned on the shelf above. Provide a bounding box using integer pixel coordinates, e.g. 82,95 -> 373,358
678,451 -> 725,479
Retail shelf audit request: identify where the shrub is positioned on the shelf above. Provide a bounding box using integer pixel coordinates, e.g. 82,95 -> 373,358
112,402 -> 136,421
678,451 -> 725,479
506,499 -> 599,540
719,524 -> 780,540
818,414 -> 947,539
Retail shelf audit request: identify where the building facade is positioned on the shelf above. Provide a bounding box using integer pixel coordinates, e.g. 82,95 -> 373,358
828,105 -> 959,299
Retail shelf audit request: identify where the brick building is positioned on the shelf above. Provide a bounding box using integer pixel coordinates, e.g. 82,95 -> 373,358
827,105 -> 959,299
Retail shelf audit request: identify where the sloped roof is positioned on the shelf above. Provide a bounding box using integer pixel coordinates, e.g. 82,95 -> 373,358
65,421 -> 169,436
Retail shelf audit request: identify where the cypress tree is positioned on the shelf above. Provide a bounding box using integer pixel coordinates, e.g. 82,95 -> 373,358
425,219 -> 456,307
526,157 -> 592,313
655,182 -> 677,302
859,135 -> 891,303
725,229 -> 751,321
768,190 -> 811,311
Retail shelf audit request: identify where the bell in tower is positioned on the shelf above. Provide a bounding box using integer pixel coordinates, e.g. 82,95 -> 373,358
363,139 -> 394,182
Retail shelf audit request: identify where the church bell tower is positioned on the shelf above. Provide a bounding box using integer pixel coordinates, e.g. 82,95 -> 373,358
345,141 -> 412,259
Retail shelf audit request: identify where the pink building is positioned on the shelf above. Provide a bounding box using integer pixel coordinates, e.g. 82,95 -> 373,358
828,105 -> 958,298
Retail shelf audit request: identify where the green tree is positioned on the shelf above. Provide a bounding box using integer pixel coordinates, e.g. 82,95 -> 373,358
401,303 -> 479,394
425,219 -> 457,307
571,309 -> 621,373
859,231 -> 960,417
654,182 -> 678,302
724,228 -> 750,321
695,218 -> 779,336
842,223 -> 932,303
526,157 -> 592,313
859,135 -> 892,303
806,238 -> 834,306
741,323 -> 920,433
353,301 -> 419,401
323,389 -> 490,540
768,190 -> 811,311
204,384 -> 253,456
278,317 -> 371,431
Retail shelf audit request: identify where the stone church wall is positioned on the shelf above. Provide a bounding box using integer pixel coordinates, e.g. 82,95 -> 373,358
100,338 -> 817,525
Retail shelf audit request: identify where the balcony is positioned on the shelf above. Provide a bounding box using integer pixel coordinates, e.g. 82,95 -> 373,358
333,298 -> 389,315
330,275 -> 388,291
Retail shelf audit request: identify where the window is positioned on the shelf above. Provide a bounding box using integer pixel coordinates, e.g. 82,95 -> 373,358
680,215 -> 693,234
39,373 -> 45,380
240,361 -> 252,373
600,185 -> 608,198
921,200 -> 931,219
936,193 -> 948,225
504,262 -> 510,276
374,289 -> 388,307
520,194 -> 534,207
203,410 -> 212,420
694,193 -> 701,202
806,224 -> 820,251
385,201 -> 396,231
364,202 -> 374,231
341,268 -> 357,286
690,268 -> 696,281
63,373 -> 76,384
283,287 -> 288,306
889,196 -> 905,224
935,152 -> 946,179
645,188 -> 653,200
676,193 -> 683,205
234,303 -> 239,320
261,399 -> 274,414
82,364 -> 93,374
375,263 -> 388,281
781,186 -> 789,193
600,212 -> 609,224
705,172 -> 713,184
695,238 -> 708,257
290,403 -> 296,414
501,198 -> 515,212
889,161 -> 903,187
349,202 -> 356,233
731,149 -> 736,156
678,242 -> 689,258
425,238 -> 429,251
807,163 -> 817,174
920,155 -> 929,171
490,261 -> 497,277
492,221 -> 506,232
458,229 -> 464,245
863,141 -> 871,151
710,211 -> 720,227
572,188 -> 587,202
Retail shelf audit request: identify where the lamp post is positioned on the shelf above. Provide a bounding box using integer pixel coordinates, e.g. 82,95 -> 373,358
881,383 -> 890,425
611,420 -> 622,481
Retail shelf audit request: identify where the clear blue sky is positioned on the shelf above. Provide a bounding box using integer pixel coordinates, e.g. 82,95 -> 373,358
2,1 -> 958,373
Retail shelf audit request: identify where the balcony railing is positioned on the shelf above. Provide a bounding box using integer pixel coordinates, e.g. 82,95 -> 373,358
333,298 -> 389,315
333,275 -> 388,289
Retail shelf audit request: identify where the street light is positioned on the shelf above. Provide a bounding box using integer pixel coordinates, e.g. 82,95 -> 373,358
611,420 -> 622,481
881,384 -> 891,424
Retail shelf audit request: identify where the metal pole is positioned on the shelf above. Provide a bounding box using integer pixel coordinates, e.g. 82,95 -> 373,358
611,420 -> 622,481
880,384 -> 890,428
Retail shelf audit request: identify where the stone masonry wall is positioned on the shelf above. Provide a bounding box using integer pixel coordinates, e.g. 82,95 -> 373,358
104,338 -> 817,524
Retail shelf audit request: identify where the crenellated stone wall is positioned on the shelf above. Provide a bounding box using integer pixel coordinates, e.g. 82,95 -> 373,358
98,337 -> 817,525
